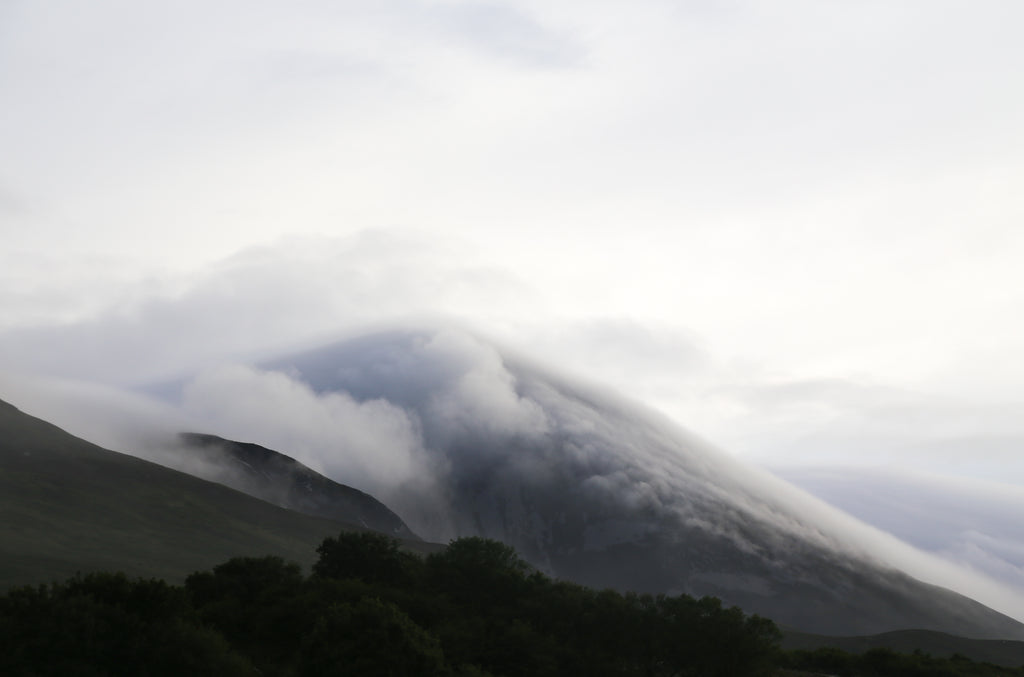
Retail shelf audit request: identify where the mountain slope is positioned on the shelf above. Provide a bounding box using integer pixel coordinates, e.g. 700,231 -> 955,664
226,328 -> 1024,639
176,432 -> 418,539
0,398 -> 370,588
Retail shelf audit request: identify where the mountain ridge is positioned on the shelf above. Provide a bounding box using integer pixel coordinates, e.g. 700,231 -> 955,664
176,432 -> 419,539
0,397 -> 398,588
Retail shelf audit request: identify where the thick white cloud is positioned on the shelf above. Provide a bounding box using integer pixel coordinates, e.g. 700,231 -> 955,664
4,1 -> 1023,405
419,330 -> 551,440
181,363 -> 429,497
0,232 -> 539,383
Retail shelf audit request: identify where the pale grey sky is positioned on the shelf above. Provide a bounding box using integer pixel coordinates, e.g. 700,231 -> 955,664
3,0 -> 1024,605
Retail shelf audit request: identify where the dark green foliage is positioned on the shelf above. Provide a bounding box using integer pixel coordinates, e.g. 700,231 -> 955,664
428,536 -> 530,578
782,628 -> 1024,669
185,556 -> 308,672
0,572 -> 253,676
426,536 -> 530,606
783,645 -> 1024,676
297,598 -> 447,677
5,532 -> 1018,676
314,530 -> 421,586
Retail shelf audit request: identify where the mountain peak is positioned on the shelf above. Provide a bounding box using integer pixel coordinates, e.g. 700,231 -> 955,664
234,329 -> 1024,638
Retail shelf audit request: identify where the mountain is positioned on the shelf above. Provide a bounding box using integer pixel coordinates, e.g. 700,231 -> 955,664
0,397 -> 402,588
223,328 -> 1022,639
176,432 -> 418,540
8,325 -> 1022,640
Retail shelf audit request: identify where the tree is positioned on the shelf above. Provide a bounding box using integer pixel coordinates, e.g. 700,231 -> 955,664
426,537 -> 530,606
186,556 -> 306,672
0,573 -> 253,676
313,531 -> 421,586
297,598 -> 447,677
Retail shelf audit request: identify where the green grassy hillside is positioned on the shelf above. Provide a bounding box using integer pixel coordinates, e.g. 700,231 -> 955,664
0,397 -> 380,587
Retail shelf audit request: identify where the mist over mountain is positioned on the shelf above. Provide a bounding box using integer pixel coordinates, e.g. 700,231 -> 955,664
161,327 -> 1024,638
175,432 -> 418,540
5,323 -> 1021,637
774,466 -> 1024,594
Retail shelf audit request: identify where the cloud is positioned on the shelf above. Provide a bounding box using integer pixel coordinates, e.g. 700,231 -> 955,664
181,363 -> 428,497
0,372 -> 191,458
418,330 -> 551,440
705,376 -> 1024,480
2,227 -> 1021,505
410,1 -> 584,68
0,181 -> 30,218
4,1 -> 1024,459
520,318 -> 712,399
0,231 -> 540,384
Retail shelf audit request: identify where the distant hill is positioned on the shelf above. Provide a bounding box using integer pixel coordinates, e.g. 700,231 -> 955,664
782,628 -> 1024,668
0,397 -> 406,588
176,432 -> 418,540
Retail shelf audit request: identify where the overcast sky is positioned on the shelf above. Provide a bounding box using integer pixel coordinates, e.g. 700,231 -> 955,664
3,0 -> 1024,591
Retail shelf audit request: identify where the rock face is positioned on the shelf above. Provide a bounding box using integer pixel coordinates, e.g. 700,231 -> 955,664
256,329 -> 1024,639
177,432 -> 418,540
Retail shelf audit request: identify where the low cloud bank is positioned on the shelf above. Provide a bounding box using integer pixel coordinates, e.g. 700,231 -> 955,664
182,364 -> 429,496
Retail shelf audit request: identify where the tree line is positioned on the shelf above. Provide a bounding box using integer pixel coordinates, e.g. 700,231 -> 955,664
1,532 -> 1021,676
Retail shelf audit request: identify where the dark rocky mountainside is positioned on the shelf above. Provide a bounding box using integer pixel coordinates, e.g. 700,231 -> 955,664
177,432 -> 418,540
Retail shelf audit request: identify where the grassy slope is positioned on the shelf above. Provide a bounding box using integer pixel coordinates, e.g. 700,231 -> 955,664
782,628 -> 1024,668
0,398 -> 375,588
